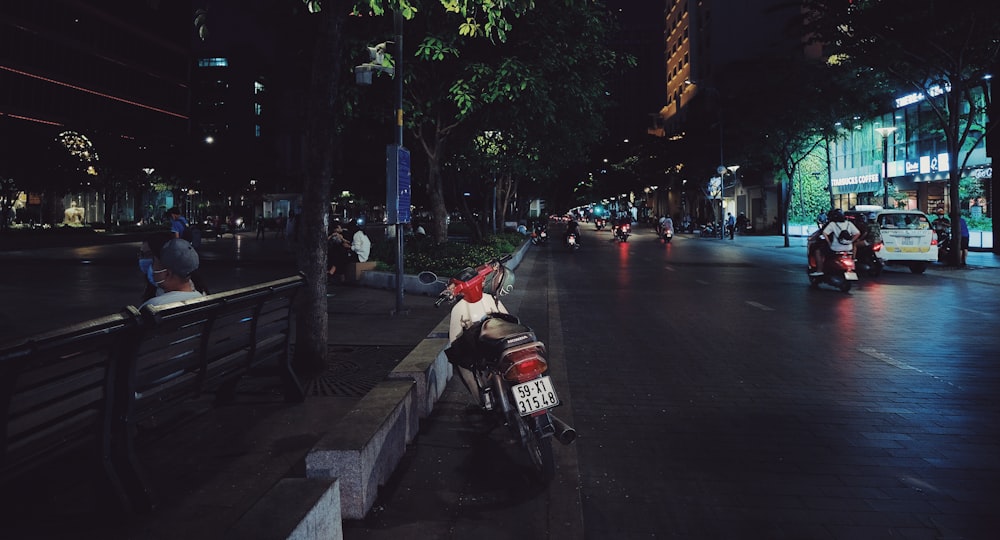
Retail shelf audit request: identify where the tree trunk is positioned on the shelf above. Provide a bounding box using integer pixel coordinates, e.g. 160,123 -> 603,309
293,5 -> 345,376
948,169 -> 962,266
425,137 -> 450,244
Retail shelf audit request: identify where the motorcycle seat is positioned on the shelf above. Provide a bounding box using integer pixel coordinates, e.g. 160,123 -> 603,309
478,315 -> 536,353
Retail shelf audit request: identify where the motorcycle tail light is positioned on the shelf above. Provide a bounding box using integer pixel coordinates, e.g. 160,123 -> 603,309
500,343 -> 548,383
839,256 -> 856,271
872,241 -> 883,252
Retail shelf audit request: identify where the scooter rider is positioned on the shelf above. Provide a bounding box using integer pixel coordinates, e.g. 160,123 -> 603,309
565,219 -> 581,245
811,208 -> 860,276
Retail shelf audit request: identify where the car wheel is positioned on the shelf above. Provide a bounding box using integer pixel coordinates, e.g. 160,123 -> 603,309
909,263 -> 927,274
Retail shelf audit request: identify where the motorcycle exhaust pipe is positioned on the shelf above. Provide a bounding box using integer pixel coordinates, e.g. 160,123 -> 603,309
550,414 -> 577,445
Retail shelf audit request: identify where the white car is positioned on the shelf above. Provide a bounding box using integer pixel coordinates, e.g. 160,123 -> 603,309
870,209 -> 939,274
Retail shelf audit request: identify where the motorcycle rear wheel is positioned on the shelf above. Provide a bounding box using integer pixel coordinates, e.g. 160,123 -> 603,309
512,412 -> 555,483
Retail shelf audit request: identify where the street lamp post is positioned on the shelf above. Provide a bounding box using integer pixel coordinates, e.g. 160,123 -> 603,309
357,12 -> 406,314
874,127 -> 897,208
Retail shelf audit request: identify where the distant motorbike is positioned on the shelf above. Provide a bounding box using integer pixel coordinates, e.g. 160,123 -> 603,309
594,217 -> 606,231
428,258 -> 576,483
655,221 -> 674,244
565,231 -> 580,250
613,222 -> 631,243
530,224 -> 548,246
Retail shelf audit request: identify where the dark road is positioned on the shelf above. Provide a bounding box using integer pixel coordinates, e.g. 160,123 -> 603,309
348,224 -> 1000,540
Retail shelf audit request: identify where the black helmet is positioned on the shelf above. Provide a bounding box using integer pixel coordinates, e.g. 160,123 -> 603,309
483,264 -> 515,297
828,208 -> 846,222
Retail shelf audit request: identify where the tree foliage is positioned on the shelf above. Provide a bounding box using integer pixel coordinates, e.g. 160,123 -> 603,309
402,0 -> 614,243
285,0 -> 538,373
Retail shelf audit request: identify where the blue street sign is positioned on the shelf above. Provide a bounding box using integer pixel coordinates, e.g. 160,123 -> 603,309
386,144 -> 411,223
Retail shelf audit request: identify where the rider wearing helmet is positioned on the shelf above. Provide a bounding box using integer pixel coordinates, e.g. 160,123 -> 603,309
812,208 -> 861,276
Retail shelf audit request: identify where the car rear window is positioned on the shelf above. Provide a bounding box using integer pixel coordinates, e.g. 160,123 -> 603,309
876,213 -> 929,229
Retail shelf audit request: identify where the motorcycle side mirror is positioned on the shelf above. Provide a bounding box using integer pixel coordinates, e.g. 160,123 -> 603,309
417,271 -> 440,285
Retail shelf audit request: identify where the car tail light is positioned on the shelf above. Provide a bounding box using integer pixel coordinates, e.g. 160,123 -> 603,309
931,231 -> 939,246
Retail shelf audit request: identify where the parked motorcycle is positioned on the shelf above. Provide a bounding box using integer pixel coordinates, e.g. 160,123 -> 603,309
807,240 -> 858,292
933,217 -> 952,262
700,221 -> 720,238
426,258 -> 576,483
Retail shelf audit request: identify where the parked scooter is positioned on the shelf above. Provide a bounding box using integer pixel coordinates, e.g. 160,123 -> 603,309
932,216 -> 952,262
425,258 -> 576,483
699,221 -> 720,238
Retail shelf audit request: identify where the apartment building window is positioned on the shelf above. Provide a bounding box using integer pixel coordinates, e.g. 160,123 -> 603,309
198,57 -> 229,67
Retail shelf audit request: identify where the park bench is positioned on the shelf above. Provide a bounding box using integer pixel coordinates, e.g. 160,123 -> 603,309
1,274 -> 306,513
0,307 -> 145,511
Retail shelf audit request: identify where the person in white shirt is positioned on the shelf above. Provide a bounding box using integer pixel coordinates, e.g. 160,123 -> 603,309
812,209 -> 860,276
349,225 -> 371,263
140,238 -> 205,308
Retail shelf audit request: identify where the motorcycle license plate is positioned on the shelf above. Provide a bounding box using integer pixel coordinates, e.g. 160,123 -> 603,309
513,376 -> 559,416
845,271 -> 858,280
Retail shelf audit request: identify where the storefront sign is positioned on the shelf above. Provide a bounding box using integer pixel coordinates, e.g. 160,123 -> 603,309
831,173 -> 880,194
895,83 -> 949,108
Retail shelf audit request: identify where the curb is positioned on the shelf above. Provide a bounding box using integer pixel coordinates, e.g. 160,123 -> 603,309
294,240 -> 531,529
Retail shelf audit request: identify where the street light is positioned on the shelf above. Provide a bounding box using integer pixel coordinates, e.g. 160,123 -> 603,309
874,126 -> 897,208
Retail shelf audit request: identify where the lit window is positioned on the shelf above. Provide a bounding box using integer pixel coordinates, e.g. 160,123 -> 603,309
198,57 -> 229,67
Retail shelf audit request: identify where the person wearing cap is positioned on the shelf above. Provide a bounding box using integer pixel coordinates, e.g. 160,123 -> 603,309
140,238 -> 205,308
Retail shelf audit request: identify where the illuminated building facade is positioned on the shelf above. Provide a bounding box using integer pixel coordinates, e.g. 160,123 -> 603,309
0,0 -> 191,225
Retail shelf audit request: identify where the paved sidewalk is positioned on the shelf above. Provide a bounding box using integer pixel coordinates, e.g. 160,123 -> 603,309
0,232 -> 452,539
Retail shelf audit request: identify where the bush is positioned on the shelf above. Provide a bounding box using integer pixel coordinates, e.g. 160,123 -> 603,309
371,232 -> 526,277
966,214 -> 992,231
